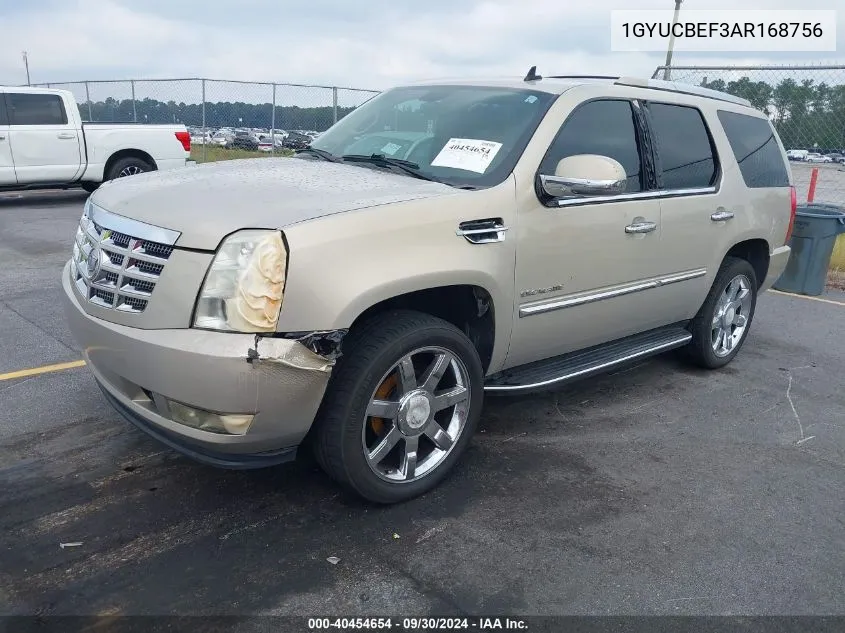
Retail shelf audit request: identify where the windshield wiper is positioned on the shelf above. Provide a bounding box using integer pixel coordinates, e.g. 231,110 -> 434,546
295,147 -> 342,162
340,154 -> 442,183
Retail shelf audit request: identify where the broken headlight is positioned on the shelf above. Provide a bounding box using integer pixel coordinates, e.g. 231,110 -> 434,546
193,230 -> 287,332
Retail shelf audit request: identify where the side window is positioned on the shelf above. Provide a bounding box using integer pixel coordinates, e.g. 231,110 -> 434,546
0,95 -> 8,125
540,99 -> 643,194
717,110 -> 790,188
6,93 -> 68,126
648,102 -> 717,190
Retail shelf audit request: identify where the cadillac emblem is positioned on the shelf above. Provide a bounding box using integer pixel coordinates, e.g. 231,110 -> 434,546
85,245 -> 102,278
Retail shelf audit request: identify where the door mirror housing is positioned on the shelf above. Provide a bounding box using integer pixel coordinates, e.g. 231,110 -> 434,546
540,154 -> 627,198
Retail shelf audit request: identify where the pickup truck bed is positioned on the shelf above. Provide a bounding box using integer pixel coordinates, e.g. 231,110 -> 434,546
0,86 -> 190,191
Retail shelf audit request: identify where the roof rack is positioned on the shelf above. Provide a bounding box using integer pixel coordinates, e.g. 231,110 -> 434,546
521,66 -> 752,107
614,76 -> 752,107
523,67 -> 619,82
546,75 -> 620,80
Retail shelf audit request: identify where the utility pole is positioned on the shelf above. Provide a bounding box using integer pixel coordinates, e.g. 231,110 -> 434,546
22,51 -> 31,85
662,0 -> 683,81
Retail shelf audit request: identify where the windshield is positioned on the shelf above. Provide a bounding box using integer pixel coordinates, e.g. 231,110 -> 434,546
308,85 -> 556,188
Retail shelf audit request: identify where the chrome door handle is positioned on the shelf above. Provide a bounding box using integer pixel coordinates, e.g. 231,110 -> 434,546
710,210 -> 735,222
625,221 -> 657,234
456,218 -> 510,244
57,132 -> 76,140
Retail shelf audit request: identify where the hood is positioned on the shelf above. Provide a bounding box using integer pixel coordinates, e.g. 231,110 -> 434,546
91,157 -> 458,250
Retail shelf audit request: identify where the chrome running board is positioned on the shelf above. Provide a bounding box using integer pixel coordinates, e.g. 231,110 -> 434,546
484,325 -> 692,393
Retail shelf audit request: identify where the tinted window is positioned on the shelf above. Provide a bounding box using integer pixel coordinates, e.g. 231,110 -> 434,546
717,110 -> 790,188
648,103 -> 717,190
540,99 -> 642,194
0,96 -> 8,125
7,93 -> 68,125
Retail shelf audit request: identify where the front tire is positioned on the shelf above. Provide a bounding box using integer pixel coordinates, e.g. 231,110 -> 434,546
312,310 -> 484,504
683,256 -> 758,369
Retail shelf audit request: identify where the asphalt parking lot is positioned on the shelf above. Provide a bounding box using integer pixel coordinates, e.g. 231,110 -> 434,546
791,161 -> 845,206
1,190 -> 844,617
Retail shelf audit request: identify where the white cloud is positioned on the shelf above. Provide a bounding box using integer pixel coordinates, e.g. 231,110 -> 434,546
2,0 -> 843,95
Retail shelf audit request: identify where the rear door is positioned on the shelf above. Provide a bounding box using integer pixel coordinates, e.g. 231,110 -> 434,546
6,91 -> 83,183
0,92 -> 15,185
645,100 -> 725,322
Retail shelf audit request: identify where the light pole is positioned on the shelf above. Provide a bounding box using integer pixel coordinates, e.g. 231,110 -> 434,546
22,51 -> 30,85
662,0 -> 683,81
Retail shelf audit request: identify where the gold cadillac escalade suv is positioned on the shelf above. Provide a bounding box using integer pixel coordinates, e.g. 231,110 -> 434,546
63,69 -> 796,503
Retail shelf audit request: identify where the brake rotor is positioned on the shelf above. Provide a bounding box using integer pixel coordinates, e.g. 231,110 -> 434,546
370,373 -> 398,435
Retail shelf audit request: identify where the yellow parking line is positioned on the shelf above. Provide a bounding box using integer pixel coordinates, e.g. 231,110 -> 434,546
768,289 -> 845,306
0,359 -> 86,382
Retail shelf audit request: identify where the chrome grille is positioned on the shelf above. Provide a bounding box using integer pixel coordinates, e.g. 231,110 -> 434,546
71,203 -> 178,314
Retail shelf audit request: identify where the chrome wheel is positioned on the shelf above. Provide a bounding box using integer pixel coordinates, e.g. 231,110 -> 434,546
711,274 -> 752,357
362,346 -> 471,484
118,165 -> 144,177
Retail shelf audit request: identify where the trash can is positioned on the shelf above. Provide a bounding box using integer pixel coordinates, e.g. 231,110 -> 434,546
773,203 -> 845,296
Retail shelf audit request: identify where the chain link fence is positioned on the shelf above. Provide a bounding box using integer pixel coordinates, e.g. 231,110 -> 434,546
31,78 -> 381,163
653,64 -> 845,278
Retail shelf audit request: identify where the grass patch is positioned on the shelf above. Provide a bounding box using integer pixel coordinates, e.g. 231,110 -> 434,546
831,234 -> 845,271
190,145 -> 293,163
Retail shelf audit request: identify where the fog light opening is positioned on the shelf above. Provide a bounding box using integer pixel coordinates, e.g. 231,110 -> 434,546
167,400 -> 254,436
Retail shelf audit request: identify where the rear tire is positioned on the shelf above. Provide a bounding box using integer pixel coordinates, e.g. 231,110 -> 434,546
683,256 -> 758,369
106,156 -> 153,181
312,310 -> 484,504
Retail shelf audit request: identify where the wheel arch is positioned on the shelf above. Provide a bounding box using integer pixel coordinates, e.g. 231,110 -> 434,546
348,284 -> 498,375
724,238 -> 770,289
104,149 -> 158,180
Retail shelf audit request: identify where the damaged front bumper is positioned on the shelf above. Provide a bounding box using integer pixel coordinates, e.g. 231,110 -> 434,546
61,261 -> 334,468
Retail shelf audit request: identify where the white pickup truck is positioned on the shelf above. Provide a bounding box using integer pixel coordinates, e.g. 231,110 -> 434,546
0,86 -> 191,192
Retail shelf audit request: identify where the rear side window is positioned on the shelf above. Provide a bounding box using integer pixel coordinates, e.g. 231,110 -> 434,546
648,102 -> 717,190
0,95 -> 8,125
717,110 -> 790,188
540,99 -> 643,194
6,93 -> 68,125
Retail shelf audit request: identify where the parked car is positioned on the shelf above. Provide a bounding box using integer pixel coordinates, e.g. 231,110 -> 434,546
786,149 -> 808,161
805,153 -> 832,163
282,131 -> 311,150
190,132 -> 213,145
227,131 -> 259,151
824,153 -> 843,163
62,72 -> 794,503
0,86 -> 190,193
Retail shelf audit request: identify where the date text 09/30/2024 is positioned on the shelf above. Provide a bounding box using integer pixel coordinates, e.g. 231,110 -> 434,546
307,617 -> 530,630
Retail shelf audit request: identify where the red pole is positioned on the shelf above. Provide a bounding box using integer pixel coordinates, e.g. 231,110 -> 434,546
807,167 -> 819,203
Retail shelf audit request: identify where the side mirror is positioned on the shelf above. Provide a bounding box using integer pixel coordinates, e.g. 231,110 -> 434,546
540,154 -> 627,198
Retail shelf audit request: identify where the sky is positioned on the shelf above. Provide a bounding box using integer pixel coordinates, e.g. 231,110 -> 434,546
1,0 -> 843,94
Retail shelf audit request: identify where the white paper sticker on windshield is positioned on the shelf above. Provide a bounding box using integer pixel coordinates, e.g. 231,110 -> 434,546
430,138 -> 503,174
380,142 -> 402,156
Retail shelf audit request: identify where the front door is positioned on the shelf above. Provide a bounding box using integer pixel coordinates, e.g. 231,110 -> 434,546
507,98 -> 670,369
5,92 -> 83,183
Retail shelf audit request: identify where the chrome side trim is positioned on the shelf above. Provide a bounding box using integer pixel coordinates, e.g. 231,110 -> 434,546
484,333 -> 692,392
554,186 -> 717,207
655,269 -> 707,287
89,202 -> 181,246
519,268 -> 706,317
